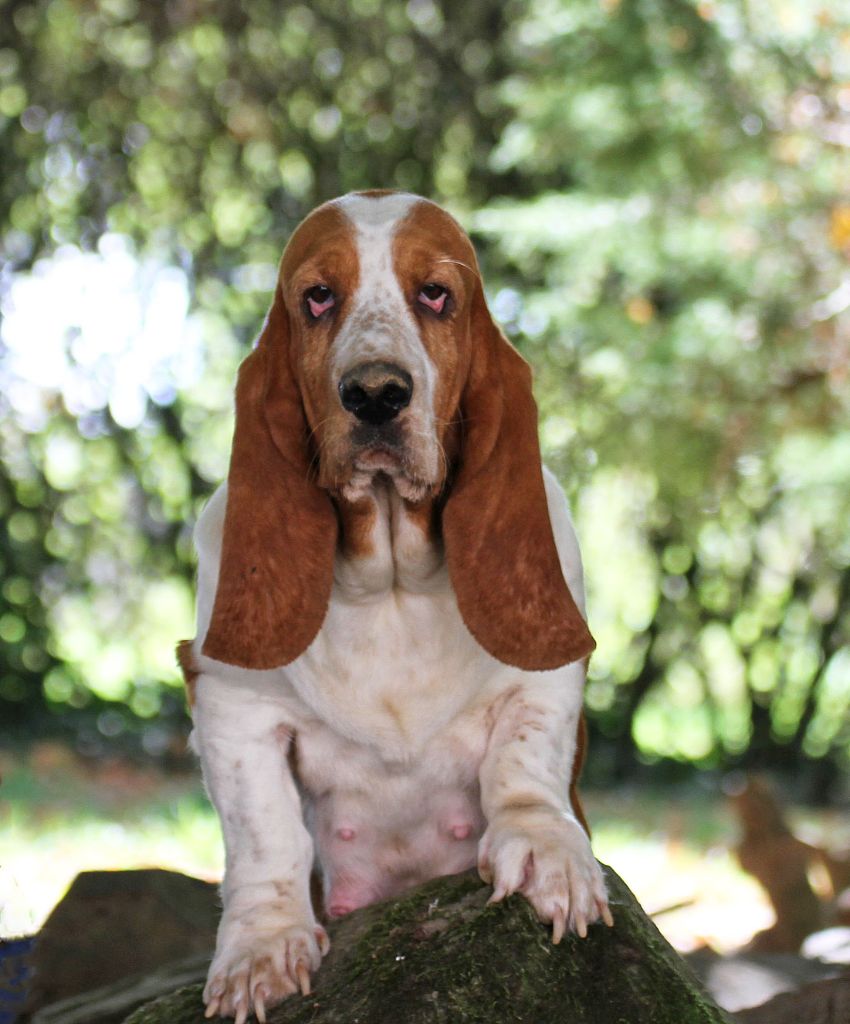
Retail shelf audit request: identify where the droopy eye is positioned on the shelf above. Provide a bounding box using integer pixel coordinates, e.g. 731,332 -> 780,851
417,282 -> 449,315
305,284 -> 335,319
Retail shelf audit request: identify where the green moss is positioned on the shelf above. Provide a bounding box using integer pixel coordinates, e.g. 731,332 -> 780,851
122,983 -> 205,1024
124,867 -> 732,1024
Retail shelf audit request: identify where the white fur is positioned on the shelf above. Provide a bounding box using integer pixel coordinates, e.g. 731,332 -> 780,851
190,195 -> 609,1021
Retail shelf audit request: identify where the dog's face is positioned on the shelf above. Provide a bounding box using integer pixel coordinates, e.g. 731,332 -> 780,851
278,192 -> 477,503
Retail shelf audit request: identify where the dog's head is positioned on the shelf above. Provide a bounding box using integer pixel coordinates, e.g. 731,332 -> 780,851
201,192 -> 594,672
277,192 -> 470,504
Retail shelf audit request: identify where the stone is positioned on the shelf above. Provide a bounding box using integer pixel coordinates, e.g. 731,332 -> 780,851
31,954 -> 209,1024
124,866 -> 733,1024
22,868 -> 218,1015
686,948 -> 843,1013
736,973 -> 850,1024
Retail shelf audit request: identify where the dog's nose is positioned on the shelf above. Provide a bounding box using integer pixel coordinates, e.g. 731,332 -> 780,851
338,362 -> 413,426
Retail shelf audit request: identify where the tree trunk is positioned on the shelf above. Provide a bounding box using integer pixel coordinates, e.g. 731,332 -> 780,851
124,866 -> 732,1024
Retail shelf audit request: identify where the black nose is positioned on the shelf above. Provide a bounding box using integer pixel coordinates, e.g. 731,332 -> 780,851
338,362 -> 413,426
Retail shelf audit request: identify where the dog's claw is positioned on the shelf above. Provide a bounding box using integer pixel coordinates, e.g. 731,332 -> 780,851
315,926 -> 331,956
297,962 -> 311,997
488,883 -> 508,905
254,988 -> 267,1023
552,905 -> 567,944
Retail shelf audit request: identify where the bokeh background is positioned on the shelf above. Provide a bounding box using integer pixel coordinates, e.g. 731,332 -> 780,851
1,0 -> 848,956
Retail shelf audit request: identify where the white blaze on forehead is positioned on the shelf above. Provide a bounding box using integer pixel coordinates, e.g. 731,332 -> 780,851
335,191 -> 420,233
331,190 -> 442,489
331,192 -> 430,373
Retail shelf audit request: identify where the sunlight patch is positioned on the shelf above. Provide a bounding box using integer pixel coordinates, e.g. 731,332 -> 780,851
0,235 -> 202,431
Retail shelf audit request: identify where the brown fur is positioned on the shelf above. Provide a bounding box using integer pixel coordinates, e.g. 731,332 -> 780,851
403,496 -> 439,540
336,497 -> 378,559
201,283 -> 339,668
176,638 -> 200,707
442,281 -> 595,672
391,202 -> 474,443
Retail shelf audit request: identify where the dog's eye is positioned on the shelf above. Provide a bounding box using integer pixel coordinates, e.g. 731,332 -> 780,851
305,285 -> 335,319
417,283 -> 449,315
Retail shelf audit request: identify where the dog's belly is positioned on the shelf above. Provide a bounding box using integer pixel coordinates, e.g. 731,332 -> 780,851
282,578 -> 512,916
293,695 -> 493,917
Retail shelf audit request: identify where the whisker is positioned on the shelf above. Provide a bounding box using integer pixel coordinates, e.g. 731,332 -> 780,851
435,257 -> 479,279
306,414 -> 334,445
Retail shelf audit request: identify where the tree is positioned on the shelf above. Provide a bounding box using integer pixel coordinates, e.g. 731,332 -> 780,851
1,0 -> 847,782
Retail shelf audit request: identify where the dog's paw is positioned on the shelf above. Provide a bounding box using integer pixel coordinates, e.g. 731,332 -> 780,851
478,807 -> 613,942
204,916 -> 329,1022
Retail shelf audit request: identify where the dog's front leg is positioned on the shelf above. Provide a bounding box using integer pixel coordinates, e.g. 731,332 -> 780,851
477,668 -> 612,942
192,672 -> 327,1023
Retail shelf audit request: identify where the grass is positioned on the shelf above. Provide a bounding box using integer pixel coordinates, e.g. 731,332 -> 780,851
0,743 -> 223,937
0,742 -> 780,951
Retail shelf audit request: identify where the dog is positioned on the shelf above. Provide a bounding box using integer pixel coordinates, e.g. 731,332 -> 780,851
179,191 -> 612,1022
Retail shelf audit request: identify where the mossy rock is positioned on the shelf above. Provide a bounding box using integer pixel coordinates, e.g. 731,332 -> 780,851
125,865 -> 733,1024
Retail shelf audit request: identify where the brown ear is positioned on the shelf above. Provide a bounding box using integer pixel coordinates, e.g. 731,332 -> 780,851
443,287 -> 595,671
201,286 -> 338,669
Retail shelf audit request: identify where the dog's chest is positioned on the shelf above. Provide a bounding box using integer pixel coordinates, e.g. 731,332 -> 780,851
288,582 -> 492,762
283,483 -> 505,770
282,479 -> 516,790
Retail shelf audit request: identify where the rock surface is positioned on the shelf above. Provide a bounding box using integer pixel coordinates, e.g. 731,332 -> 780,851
31,954 -> 210,1024
22,868 -> 218,1016
735,973 -> 850,1024
685,948 -> 844,1013
125,866 -> 733,1024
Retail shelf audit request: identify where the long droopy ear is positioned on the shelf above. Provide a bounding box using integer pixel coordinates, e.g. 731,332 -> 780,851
443,287 -> 595,672
201,286 -> 338,669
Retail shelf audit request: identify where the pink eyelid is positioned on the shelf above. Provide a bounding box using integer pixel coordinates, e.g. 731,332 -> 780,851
307,294 -> 335,317
418,289 -> 447,314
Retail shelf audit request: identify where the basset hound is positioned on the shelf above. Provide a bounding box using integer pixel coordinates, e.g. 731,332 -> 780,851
181,190 -> 612,1022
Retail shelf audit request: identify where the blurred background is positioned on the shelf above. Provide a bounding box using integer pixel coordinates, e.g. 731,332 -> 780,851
1,0 -> 848,964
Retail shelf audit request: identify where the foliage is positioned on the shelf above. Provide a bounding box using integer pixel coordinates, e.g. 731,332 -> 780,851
0,0 -> 848,783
